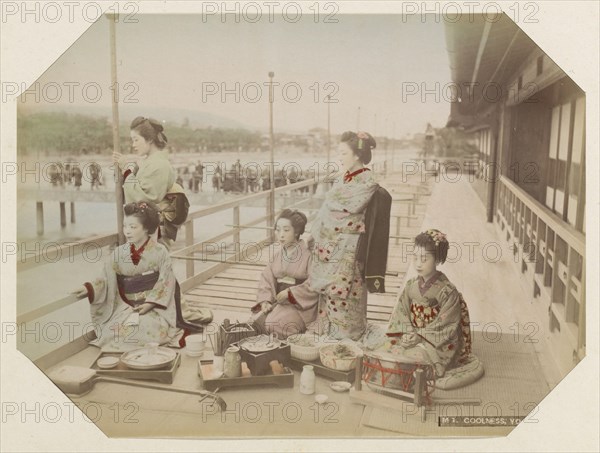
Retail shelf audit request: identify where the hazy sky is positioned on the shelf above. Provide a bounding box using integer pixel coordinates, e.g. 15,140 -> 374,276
28,14 -> 451,136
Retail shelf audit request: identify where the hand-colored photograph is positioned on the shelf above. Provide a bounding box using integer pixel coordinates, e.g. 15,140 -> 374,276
2,1 -> 597,450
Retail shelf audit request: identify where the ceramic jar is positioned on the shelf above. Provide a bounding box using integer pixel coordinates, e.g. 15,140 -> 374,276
224,346 -> 242,378
300,365 -> 316,394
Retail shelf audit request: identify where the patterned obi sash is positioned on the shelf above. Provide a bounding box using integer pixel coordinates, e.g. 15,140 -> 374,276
275,276 -> 306,295
116,271 -> 160,306
410,302 -> 440,328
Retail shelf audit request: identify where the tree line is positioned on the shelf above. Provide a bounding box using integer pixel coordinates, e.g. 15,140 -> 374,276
17,111 -> 263,156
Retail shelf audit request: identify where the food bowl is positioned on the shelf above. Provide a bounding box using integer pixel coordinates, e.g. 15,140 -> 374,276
330,381 -> 352,392
185,334 -> 206,351
319,343 -> 363,371
287,333 -> 320,361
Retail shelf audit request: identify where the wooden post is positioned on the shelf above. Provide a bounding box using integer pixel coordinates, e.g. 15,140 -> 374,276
185,220 -> 194,278
36,202 -> 44,236
59,202 -> 66,228
267,71 -> 275,235
108,13 -> 125,244
413,368 -> 425,407
233,206 -> 240,247
70,202 -> 75,223
354,356 -> 363,391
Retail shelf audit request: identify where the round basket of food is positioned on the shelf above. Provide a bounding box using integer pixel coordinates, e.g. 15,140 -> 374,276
319,343 -> 363,371
287,333 -> 320,361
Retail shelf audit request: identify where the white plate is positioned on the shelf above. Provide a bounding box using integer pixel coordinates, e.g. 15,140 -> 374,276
97,356 -> 119,369
186,350 -> 204,357
120,347 -> 177,370
314,394 -> 329,404
330,381 -> 352,392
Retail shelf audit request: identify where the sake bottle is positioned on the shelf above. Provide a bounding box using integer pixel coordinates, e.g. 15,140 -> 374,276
299,365 -> 316,395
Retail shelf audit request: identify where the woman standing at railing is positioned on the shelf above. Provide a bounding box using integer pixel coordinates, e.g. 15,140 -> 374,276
113,117 -> 189,249
74,201 -> 183,351
305,131 -> 387,341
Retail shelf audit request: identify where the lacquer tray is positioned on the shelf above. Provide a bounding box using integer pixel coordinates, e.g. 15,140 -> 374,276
91,350 -> 181,384
198,361 -> 294,391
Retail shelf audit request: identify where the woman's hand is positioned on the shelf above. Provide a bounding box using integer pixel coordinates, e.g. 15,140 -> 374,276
133,303 -> 156,315
260,302 -> 274,314
113,152 -> 138,170
400,332 -> 420,347
275,290 -> 289,303
72,287 -> 88,299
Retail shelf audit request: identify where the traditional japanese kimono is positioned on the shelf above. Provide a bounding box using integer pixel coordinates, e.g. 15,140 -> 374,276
306,168 -> 378,340
251,240 -> 319,338
84,239 -> 183,352
123,150 -> 189,241
385,271 -> 472,376
123,150 -> 175,205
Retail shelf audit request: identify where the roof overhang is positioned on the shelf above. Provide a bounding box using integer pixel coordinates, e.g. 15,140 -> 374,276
445,14 -> 537,128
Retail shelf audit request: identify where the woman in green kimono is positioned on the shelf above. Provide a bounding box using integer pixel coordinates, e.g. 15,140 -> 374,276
306,131 -> 379,340
75,202 -> 183,351
114,117 -> 188,247
384,229 -> 473,377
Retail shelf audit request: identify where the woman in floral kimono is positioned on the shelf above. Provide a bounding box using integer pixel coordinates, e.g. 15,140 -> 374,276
113,117 -> 188,248
306,131 -> 379,340
75,202 -> 183,351
250,209 -> 319,338
384,229 -> 473,377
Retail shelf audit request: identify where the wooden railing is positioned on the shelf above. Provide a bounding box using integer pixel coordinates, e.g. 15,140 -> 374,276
495,176 -> 585,368
16,163 -> 385,326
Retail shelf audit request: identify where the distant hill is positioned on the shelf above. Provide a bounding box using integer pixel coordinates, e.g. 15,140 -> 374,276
17,103 -> 254,131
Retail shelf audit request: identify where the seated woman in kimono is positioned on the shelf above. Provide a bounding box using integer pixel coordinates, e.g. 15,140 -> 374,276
250,209 -> 319,339
384,229 -> 474,378
74,201 -> 183,351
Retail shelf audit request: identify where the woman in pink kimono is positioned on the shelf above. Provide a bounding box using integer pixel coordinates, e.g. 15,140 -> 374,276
306,131 -> 379,340
75,202 -> 183,351
250,209 -> 319,339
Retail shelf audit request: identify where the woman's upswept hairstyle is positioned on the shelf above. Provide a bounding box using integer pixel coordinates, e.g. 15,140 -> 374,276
340,131 -> 376,164
123,201 -> 161,234
276,209 -> 308,239
414,229 -> 449,264
130,116 -> 168,149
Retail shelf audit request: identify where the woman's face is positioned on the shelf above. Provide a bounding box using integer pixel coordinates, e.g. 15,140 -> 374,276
338,141 -> 358,170
130,130 -> 151,156
123,215 -> 148,245
412,245 -> 437,279
275,218 -> 296,247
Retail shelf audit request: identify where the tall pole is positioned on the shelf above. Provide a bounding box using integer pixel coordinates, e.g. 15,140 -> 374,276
374,113 -> 377,137
268,71 -> 275,232
392,121 -> 396,173
384,117 -> 388,176
109,14 -> 124,244
327,94 -> 331,167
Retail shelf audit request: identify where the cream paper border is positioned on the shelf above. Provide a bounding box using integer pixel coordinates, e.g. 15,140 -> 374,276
1,1 -> 598,451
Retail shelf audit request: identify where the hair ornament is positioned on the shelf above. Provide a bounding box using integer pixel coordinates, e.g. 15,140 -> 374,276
425,229 -> 447,246
357,131 -> 368,150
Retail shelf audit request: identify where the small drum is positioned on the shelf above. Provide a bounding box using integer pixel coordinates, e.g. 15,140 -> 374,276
362,351 -> 436,404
